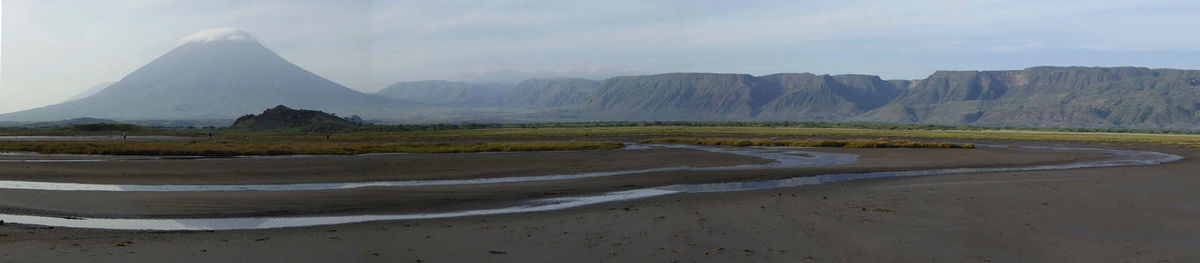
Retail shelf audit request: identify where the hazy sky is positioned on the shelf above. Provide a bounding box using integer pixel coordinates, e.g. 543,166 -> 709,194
4,1 -> 1200,114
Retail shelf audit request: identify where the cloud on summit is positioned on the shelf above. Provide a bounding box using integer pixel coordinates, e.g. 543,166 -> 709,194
179,28 -> 259,44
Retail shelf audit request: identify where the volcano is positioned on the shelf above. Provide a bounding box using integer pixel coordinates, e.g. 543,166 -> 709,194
2,28 -> 396,121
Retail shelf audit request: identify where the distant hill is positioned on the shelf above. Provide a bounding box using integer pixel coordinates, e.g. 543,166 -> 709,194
375,81 -> 513,106
366,67 -> 1200,129
0,28 -> 400,122
502,67 -> 1200,129
375,78 -> 600,109
66,123 -> 154,132
21,118 -> 121,129
230,105 -> 360,133
503,78 -> 601,108
856,67 -> 1200,129
578,73 -> 767,120
567,73 -> 902,121
749,73 -> 900,121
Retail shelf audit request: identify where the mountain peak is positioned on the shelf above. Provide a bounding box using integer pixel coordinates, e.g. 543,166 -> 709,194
179,28 -> 258,45
0,26 -> 392,121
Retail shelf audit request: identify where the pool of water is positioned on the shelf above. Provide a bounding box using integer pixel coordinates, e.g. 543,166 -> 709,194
0,145 -> 1182,231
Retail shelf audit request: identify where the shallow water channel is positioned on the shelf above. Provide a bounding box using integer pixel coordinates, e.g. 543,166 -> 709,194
0,144 -> 1183,231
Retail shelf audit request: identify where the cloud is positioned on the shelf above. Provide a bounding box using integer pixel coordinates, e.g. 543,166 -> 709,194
178,28 -> 258,44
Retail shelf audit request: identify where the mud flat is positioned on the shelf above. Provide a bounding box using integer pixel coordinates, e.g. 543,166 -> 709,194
0,145 -> 1103,218
0,142 -> 1194,262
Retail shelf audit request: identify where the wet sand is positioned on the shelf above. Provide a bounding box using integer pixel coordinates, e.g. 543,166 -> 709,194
0,148 -> 768,184
1,143 -> 1195,262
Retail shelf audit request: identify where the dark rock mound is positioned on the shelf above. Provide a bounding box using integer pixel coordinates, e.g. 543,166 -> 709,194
230,105 -> 360,133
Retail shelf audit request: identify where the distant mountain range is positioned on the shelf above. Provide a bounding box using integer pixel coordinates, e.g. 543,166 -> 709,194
376,78 -> 599,109
857,67 -> 1200,129
377,67 -> 1200,129
376,81 -> 514,107
5,29 -> 1200,129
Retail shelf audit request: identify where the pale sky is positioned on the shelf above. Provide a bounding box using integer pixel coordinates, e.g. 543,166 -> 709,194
4,0 -> 1200,114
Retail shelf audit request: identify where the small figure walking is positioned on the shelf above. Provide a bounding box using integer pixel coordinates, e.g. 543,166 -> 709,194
208,132 -> 214,141
122,132 -> 128,141
325,134 -> 331,141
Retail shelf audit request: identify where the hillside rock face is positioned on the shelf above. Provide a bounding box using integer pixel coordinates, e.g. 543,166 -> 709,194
520,67 -> 1200,128
857,67 -> 1200,129
376,81 -> 512,106
503,78 -> 601,108
566,73 -> 898,121
580,73 -> 769,120
375,78 -> 600,109
753,73 -> 900,121
1,29 -> 396,121
374,67 -> 1200,129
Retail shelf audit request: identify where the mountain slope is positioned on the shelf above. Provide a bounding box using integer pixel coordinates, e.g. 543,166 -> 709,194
567,73 -> 902,121
857,67 -> 1200,129
376,78 -> 600,109
753,74 -> 900,120
1,28 -> 397,121
578,73 -> 771,120
503,78 -> 601,108
375,81 -> 512,106
64,82 -> 115,102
